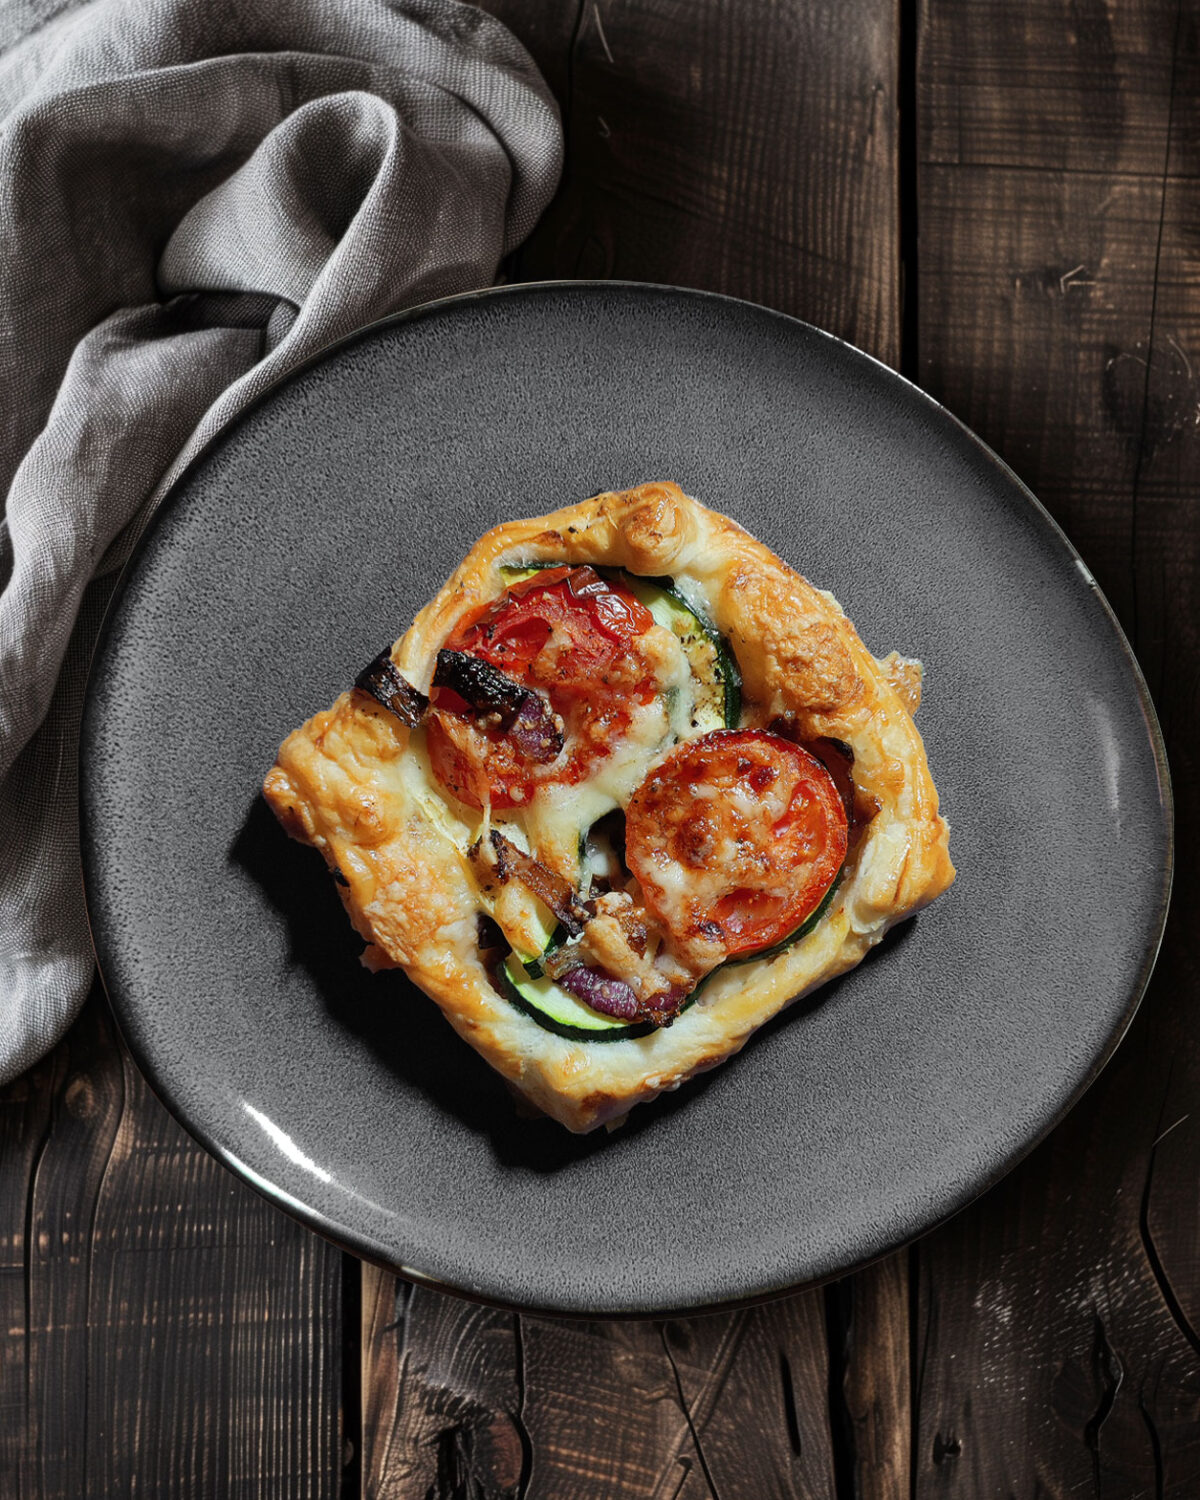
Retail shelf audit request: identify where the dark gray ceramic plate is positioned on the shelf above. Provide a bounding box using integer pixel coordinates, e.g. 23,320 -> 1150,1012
81,282 -> 1171,1316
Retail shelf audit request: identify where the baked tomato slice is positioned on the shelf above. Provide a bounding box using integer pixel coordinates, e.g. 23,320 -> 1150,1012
625,729 -> 849,959
427,566 -> 656,809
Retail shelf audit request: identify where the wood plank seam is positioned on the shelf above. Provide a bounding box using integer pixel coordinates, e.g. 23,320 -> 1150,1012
1139,1069 -> 1200,1365
511,1312 -> 533,1499
658,1324 -> 724,1500
1127,0 -> 1183,669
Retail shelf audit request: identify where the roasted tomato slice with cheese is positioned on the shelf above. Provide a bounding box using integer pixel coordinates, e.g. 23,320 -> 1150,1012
625,729 -> 849,960
427,566 -> 657,809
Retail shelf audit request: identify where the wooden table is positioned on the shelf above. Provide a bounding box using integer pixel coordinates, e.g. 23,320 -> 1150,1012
3,1 -> 1195,1494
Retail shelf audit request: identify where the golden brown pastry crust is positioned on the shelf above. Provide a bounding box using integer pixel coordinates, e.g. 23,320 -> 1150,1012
263,482 -> 955,1131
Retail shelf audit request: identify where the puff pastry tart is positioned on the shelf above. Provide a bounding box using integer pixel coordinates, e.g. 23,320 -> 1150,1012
264,483 -> 955,1132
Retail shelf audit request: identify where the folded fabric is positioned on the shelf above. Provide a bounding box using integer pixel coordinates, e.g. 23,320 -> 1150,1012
0,0 -> 562,1083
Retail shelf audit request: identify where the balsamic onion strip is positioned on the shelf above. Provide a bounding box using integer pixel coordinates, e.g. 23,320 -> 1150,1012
557,966 -> 690,1028
353,650 -> 429,727
555,966 -> 641,1020
433,649 -> 563,764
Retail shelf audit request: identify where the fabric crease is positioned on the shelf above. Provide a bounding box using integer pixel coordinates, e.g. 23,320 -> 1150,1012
0,0 -> 563,1081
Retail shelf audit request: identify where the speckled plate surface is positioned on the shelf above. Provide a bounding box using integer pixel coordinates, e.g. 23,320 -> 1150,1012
80,282 -> 1172,1316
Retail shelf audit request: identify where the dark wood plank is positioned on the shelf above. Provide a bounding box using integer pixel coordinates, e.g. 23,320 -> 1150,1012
501,1313 -> 750,1498
362,1268 -> 525,1499
829,1254 -> 912,1500
0,1025 -> 58,1492
363,1 -> 907,1495
657,1296 -> 838,1498
0,988 -> 343,1499
922,0 -> 1180,174
362,1271 -> 839,1499
493,0 -> 899,361
913,0 -> 1200,1493
508,1315 -> 693,1498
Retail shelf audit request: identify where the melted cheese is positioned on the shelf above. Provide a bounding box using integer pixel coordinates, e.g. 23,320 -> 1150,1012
502,620 -> 690,881
394,613 -> 703,960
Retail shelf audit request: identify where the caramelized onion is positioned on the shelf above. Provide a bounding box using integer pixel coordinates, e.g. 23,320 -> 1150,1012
469,830 -> 590,937
353,650 -> 428,727
558,966 -> 690,1028
433,649 -> 562,765
556,966 -> 642,1020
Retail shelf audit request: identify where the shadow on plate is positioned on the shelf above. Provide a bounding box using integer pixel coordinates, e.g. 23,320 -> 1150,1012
230,794 -> 913,1174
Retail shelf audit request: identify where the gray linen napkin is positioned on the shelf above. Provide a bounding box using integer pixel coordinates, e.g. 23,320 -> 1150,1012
0,0 -> 562,1083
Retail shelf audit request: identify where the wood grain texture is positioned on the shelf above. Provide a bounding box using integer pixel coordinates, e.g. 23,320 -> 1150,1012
362,2 -> 908,1496
654,1297 -> 837,1498
828,1255 -> 912,1500
913,0 -> 1199,1494
491,0 -> 900,362
0,988 -> 343,1499
362,1267 -> 525,1499
0,1019 -> 55,1492
922,0 -> 1181,173
361,1266 -> 839,1500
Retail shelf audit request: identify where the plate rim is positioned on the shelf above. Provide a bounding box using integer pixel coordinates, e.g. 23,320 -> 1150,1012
79,278 -> 1175,1316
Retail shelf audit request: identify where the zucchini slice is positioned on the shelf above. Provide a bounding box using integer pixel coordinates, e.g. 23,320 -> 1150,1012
510,905 -> 560,968
498,870 -> 846,1044
521,920 -> 566,979
498,954 -> 655,1042
618,572 -> 741,732
498,563 -> 558,583
501,874 -> 842,1042
457,818 -> 559,966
